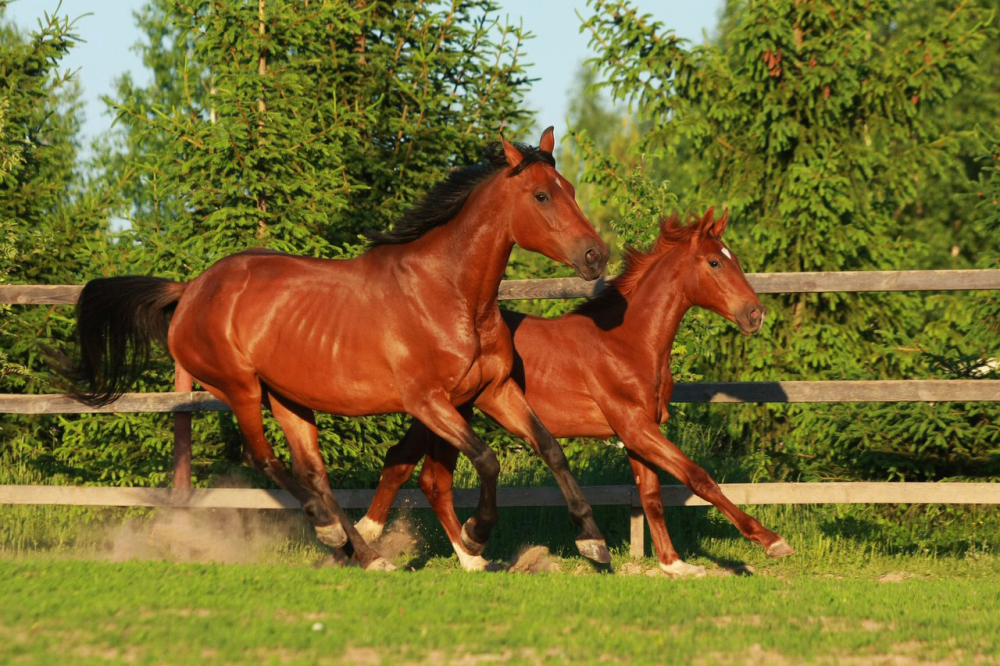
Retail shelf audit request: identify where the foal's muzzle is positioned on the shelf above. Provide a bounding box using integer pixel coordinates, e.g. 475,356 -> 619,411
737,303 -> 766,335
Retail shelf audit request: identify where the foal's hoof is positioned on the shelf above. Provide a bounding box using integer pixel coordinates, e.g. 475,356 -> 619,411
455,549 -> 491,572
460,521 -> 487,557
659,560 -> 706,578
354,516 -> 385,543
315,522 -> 348,549
766,538 -> 795,559
575,538 -> 611,564
365,557 -> 397,572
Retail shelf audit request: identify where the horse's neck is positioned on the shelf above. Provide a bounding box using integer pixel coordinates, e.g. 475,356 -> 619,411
401,181 -> 514,317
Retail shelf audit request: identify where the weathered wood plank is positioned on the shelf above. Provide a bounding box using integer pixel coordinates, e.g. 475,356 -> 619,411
0,392 -> 228,414
670,380 -> 1000,404
495,269 -> 1000,300
2,380 -> 997,414
4,270 -> 1000,305
2,482 -> 998,509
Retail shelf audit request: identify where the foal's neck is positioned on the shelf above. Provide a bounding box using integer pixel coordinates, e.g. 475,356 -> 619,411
621,248 -> 693,367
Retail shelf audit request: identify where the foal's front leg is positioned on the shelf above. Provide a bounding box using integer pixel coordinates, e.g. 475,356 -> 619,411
627,454 -> 705,577
476,379 -> 610,564
609,409 -> 793,559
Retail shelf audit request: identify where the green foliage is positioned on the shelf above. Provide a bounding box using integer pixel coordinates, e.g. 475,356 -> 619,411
573,0 -> 1000,480
12,0 -> 537,488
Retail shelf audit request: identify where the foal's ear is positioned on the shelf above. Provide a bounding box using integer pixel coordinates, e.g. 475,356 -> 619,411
501,134 -> 525,168
711,208 -> 729,238
697,206 -> 716,235
539,126 -> 555,154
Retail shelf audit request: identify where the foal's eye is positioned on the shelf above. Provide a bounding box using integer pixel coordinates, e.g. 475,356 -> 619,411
534,192 -> 549,203
709,260 -> 721,269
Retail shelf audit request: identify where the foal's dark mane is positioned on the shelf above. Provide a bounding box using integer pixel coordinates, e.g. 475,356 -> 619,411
365,142 -> 556,246
573,213 -> 699,317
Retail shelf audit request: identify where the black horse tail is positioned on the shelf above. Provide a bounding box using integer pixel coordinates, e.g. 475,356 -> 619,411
71,276 -> 187,406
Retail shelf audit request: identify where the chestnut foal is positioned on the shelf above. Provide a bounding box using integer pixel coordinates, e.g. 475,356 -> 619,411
359,208 -> 794,573
72,129 -> 612,570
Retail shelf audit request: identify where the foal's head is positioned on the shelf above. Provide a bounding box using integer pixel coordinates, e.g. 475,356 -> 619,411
499,127 -> 608,280
680,208 -> 765,335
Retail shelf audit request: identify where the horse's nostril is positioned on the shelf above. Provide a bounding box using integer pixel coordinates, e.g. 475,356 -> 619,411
749,309 -> 760,321
585,249 -> 599,266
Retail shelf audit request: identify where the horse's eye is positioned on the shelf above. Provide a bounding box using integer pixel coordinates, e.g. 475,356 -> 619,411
709,260 -> 720,269
534,192 -> 548,203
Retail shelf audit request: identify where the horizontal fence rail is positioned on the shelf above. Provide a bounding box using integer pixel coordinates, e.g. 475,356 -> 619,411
4,482 -> 999,510
2,270 -> 1000,305
2,381 -> 997,415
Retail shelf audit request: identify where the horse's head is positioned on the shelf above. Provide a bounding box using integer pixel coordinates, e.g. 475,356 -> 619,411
684,208 -> 765,335
500,127 -> 608,281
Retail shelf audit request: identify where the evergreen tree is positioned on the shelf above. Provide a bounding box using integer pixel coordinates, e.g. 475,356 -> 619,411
576,0 -> 998,479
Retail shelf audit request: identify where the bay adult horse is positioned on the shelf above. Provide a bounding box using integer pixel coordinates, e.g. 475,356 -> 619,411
71,128 -> 611,570
359,208 -> 795,573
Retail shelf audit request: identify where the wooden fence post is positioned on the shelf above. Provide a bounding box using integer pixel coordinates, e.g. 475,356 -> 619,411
629,489 -> 645,559
172,362 -> 193,489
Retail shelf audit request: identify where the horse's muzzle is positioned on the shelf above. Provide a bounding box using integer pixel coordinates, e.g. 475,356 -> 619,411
574,242 -> 609,281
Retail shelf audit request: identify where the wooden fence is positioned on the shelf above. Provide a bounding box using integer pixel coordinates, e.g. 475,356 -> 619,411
2,270 -> 1000,558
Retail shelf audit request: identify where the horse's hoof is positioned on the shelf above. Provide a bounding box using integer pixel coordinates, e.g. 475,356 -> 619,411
659,560 -> 706,578
460,521 -> 487,556
354,516 -> 385,543
575,538 -> 611,564
315,522 -> 348,549
454,547 -> 491,572
766,538 -> 795,558
365,557 -> 397,572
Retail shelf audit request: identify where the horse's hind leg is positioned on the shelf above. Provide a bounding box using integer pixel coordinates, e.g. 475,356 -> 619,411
265,388 -> 393,571
627,454 -> 705,577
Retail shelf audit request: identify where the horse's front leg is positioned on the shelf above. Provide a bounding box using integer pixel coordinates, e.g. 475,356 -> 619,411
406,393 -> 501,557
609,410 -> 793,559
627,453 -> 705,577
476,379 -> 610,564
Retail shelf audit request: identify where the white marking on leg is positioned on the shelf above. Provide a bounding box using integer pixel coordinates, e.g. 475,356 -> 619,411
451,541 -> 489,571
660,560 -> 706,578
354,515 -> 385,543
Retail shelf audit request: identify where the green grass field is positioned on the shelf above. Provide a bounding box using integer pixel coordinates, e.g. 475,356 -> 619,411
4,436 -> 1000,663
2,500 -> 1000,664
2,556 -> 999,664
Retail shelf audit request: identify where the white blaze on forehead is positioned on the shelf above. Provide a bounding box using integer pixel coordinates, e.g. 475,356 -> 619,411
721,247 -> 732,260
554,176 -> 565,190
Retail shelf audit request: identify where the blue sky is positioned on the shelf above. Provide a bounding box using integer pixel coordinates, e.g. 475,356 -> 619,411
6,0 -> 722,147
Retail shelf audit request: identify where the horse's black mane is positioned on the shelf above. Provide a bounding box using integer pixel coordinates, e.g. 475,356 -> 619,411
364,141 -> 556,246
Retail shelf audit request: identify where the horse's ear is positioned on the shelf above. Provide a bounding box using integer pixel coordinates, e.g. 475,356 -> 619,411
711,208 -> 729,238
539,126 -> 555,154
501,134 -> 525,168
697,206 -> 716,235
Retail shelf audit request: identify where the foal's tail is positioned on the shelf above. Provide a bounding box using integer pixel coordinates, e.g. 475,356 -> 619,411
70,276 -> 187,406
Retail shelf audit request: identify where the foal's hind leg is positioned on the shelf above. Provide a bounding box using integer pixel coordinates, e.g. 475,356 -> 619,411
627,454 -> 705,578
357,419 -> 437,543
418,432 -> 490,571
265,388 -> 393,571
